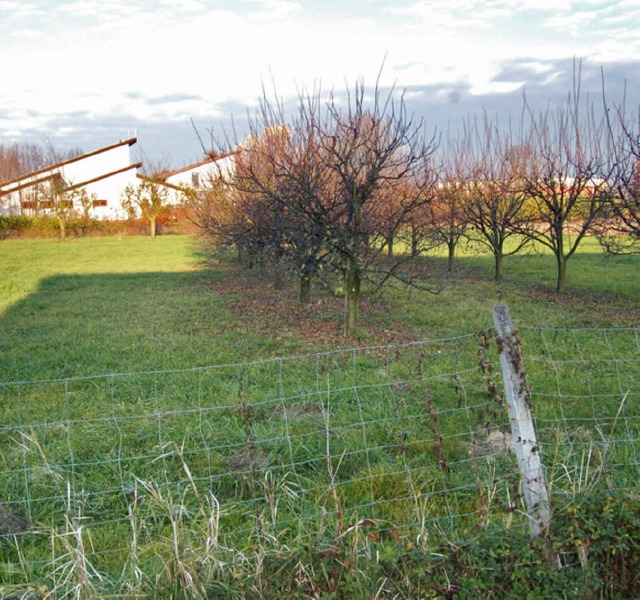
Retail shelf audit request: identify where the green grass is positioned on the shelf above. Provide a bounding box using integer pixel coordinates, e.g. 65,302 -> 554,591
0,236 -> 293,382
1,235 -> 637,382
0,235 -> 638,598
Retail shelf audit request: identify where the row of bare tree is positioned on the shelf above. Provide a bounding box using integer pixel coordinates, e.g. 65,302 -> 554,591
190,78 -> 639,336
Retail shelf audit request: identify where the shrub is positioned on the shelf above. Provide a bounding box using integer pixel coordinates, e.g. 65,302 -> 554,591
0,214 -> 32,238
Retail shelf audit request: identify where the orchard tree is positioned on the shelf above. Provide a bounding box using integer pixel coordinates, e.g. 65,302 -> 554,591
519,83 -> 613,292
189,173 -> 249,255
197,78 -> 438,336
427,137 -> 470,274
194,94 -> 324,305
313,83 -> 438,336
598,97 -> 640,253
122,178 -> 171,238
268,105 -> 333,304
462,117 -> 532,280
232,125 -> 297,287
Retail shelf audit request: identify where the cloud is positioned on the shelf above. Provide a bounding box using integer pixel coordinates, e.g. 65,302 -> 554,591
0,0 -> 45,16
244,0 -> 302,20
144,94 -> 204,106
1,1 -> 639,166
3,57 -> 639,170
492,59 -> 558,85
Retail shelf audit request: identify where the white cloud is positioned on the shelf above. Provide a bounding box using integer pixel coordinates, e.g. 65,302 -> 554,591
470,80 -> 524,96
159,0 -> 205,11
244,0 -> 302,20
8,28 -> 44,40
1,0 -> 639,163
0,0 -> 45,15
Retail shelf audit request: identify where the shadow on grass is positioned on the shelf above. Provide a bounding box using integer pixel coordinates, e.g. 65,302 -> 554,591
2,247 -> 638,383
0,269 -> 241,383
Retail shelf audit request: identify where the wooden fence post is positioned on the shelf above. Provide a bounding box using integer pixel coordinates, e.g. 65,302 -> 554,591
493,304 -> 551,537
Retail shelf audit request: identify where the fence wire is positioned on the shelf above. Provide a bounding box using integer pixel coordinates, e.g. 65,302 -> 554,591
0,327 -> 637,588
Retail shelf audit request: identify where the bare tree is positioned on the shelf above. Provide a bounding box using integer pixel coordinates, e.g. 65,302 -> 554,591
462,116 -> 531,280
0,142 -> 48,181
188,174 -> 241,250
519,73 -> 613,293
0,141 -> 82,181
269,100 -> 334,303
195,77 -> 439,335
598,89 -> 640,253
427,136 -> 469,274
311,82 -> 438,336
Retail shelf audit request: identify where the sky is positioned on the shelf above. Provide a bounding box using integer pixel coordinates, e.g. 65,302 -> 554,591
1,0 -> 639,169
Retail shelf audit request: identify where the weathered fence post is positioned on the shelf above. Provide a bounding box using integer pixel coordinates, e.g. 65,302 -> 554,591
493,304 -> 551,537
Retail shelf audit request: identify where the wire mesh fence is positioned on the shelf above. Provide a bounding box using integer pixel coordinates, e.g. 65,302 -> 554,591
0,324 -> 638,591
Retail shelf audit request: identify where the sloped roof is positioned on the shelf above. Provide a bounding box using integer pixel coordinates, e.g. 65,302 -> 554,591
2,172 -> 65,194
0,138 -> 137,187
158,150 -> 239,180
137,173 -> 187,192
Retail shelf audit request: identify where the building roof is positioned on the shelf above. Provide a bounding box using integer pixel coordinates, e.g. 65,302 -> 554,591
2,172 -> 65,195
137,173 -> 188,192
158,150 -> 239,180
0,138 -> 137,187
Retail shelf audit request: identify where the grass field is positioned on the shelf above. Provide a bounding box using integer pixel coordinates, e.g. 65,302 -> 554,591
0,235 -> 638,598
1,235 -> 638,382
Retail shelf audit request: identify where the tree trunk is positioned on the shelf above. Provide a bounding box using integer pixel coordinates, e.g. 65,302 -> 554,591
447,239 -> 456,274
150,216 -> 157,239
274,261 -> 285,291
556,254 -> 567,293
386,234 -> 394,257
411,226 -> 419,256
59,218 -> 66,241
299,273 -> 312,305
494,251 -> 503,281
554,226 -> 567,293
344,264 -> 361,337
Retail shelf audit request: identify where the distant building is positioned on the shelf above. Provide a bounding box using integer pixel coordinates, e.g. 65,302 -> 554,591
155,151 -> 238,202
0,138 -> 141,219
0,140 -> 240,220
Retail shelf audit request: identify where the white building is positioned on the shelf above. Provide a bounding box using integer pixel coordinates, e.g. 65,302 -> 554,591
156,151 -> 238,203
0,138 -> 141,219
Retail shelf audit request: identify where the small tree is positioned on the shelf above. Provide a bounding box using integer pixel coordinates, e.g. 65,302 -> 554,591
462,118 -> 532,280
598,96 -> 640,253
50,179 -> 93,240
121,179 -> 171,238
427,141 -> 469,274
519,78 -> 613,293
232,125 -> 295,286
313,84 -> 438,336
197,77 -> 438,336
189,175 -> 245,253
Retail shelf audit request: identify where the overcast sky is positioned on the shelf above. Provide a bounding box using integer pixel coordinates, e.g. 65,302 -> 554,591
1,0 -> 639,168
